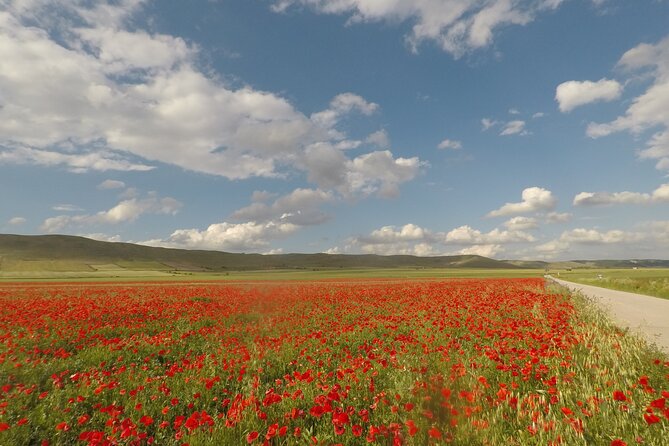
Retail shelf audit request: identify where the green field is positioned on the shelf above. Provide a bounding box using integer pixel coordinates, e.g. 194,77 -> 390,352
0,266 -> 546,282
555,268 -> 669,299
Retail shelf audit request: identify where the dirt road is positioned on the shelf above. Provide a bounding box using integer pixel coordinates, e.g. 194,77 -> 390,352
549,276 -> 669,354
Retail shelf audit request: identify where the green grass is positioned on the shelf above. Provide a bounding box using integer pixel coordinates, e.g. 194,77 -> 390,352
1,279 -> 667,445
554,268 -> 669,299
0,259 -> 94,272
0,267 -> 546,283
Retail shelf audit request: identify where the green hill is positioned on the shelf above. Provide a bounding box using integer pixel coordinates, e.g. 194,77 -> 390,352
0,234 -> 521,274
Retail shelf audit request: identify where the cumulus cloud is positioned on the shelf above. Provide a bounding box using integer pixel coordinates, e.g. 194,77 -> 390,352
40,193 -> 182,233
365,129 -> 390,148
250,190 -> 277,203
143,221 -> 298,252
560,228 -> 644,244
344,223 -> 534,257
499,120 -> 527,136
442,225 -> 535,244
545,212 -> 571,223
573,184 -> 669,206
8,216 -> 26,225
437,139 -> 462,150
231,188 -> 333,226
345,151 -> 424,197
311,93 -> 379,133
272,0 -> 565,58
487,187 -> 557,217
339,219 -> 669,260
98,179 -> 126,190
555,78 -> 622,112
533,223 -> 669,259
457,244 -> 502,257
503,216 -> 538,231
301,148 -> 424,198
359,224 -> 429,244
0,2 -> 423,196
146,187 -> 338,253
585,36 -> 669,171
534,239 -> 569,256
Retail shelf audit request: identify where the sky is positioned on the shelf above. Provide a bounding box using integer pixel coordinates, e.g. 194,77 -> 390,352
1,0 -> 669,260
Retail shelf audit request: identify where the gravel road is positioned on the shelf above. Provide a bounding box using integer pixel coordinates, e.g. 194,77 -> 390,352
549,276 -> 669,354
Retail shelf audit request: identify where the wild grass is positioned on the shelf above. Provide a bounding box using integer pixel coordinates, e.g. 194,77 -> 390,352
0,280 -> 666,445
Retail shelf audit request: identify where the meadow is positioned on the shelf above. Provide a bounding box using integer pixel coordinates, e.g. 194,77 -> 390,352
556,269 -> 669,300
0,278 -> 667,445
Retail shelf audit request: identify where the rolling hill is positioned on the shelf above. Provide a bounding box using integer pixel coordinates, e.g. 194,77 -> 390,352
0,234 -> 521,273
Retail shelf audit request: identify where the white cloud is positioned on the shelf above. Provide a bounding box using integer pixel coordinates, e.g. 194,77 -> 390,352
560,228 -> 644,244
437,138 -> 462,150
82,233 -> 122,243
503,216 -> 538,230
487,187 -> 557,217
338,219 -> 669,260
344,150 -> 424,198
231,188 -> 333,226
272,0 -> 565,58
481,118 -> 497,131
300,144 -> 423,198
346,222 -> 534,258
365,129 -> 390,148
0,3 -> 424,197
533,223 -> 669,259
573,183 -> 669,206
98,179 -> 126,190
555,78 -> 622,112
251,190 -> 277,203
8,216 -> 26,225
532,112 -> 545,119
534,239 -> 570,256
499,120 -> 527,136
585,36 -> 669,171
40,193 -> 181,232
508,108 -> 520,115
144,221 -> 298,252
153,187 -> 338,253
52,204 -> 84,212
457,244 -> 502,257
545,211 -> 571,223
0,146 -> 154,173
442,225 -> 535,244
311,93 -> 379,131
360,224 -> 429,244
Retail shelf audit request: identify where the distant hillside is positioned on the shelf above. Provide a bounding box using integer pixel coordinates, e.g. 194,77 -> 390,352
0,234 -> 522,272
555,259 -> 669,268
507,259 -> 669,269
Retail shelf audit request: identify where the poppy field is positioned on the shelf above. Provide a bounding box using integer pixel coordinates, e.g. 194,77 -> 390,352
0,278 -> 667,445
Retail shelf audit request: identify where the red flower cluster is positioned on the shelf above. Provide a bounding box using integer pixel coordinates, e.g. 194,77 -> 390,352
0,279 -> 666,445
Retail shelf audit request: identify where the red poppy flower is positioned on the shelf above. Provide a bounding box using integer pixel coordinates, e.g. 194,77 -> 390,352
613,390 -> 627,402
428,427 -> 441,439
644,413 -> 661,424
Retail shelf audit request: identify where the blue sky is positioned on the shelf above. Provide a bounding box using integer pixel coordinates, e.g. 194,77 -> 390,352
1,0 -> 669,260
